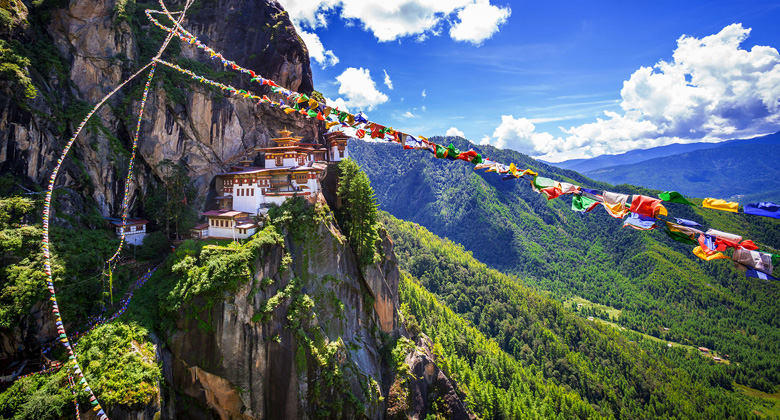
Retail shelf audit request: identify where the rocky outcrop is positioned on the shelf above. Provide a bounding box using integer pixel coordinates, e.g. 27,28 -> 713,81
0,0 -> 320,217
163,205 -> 400,419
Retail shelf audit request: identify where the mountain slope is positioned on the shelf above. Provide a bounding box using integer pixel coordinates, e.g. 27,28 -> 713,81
585,138 -> 780,201
388,213 -> 758,419
350,136 -> 780,393
550,132 -> 780,174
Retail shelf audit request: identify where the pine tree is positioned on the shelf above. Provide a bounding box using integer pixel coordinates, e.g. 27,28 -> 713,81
337,159 -> 380,266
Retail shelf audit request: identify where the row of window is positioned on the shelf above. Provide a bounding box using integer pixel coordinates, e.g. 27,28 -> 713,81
210,218 -> 234,227
236,188 -> 255,197
115,225 -> 145,234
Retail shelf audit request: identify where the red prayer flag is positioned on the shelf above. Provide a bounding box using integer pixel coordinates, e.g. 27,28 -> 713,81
541,186 -> 563,200
629,195 -> 667,218
738,240 -> 759,250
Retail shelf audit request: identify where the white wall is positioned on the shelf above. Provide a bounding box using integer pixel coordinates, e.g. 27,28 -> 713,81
127,232 -> 146,246
208,226 -> 236,239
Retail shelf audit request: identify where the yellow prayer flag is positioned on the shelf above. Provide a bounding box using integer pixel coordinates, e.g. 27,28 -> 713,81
692,246 -> 730,261
655,204 -> 668,217
325,121 -> 340,129
283,108 -> 296,114
702,198 -> 739,213
308,99 -> 319,109
602,202 -> 629,219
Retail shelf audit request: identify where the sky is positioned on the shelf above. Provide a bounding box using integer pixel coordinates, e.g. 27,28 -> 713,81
276,0 -> 780,162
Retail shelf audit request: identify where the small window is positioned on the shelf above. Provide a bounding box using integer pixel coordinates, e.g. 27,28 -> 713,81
275,156 -> 283,166
251,189 -> 254,196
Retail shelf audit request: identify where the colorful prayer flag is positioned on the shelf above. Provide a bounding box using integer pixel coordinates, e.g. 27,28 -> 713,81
658,191 -> 694,206
702,198 -> 739,213
744,202 -> 780,219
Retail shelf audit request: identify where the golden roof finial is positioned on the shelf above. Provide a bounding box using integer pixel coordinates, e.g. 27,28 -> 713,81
278,127 -> 293,138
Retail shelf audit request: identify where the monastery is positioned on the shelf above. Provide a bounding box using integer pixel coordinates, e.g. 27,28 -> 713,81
200,129 -> 349,240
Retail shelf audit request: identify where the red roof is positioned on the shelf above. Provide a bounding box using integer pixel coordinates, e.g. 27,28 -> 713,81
192,223 -> 209,230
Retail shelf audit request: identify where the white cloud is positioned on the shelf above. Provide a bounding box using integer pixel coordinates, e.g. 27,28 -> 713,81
421,89 -> 427,98
279,0 -> 510,43
383,69 -> 393,90
326,97 -> 350,114
334,67 -> 389,111
483,24 -> 780,161
402,111 -> 418,118
298,30 -> 339,68
449,1 -> 511,45
446,127 -> 465,137
421,105 -> 427,111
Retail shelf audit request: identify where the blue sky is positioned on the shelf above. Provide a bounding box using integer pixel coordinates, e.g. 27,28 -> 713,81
277,0 -> 780,161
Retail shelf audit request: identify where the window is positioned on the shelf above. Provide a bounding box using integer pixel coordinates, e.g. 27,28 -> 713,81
250,189 -> 254,196
275,156 -> 283,166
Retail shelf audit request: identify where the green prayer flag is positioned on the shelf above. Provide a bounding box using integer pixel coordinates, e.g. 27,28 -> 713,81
532,176 -> 556,190
307,109 -> 317,118
773,253 -> 780,267
572,195 -> 598,212
664,228 -> 697,245
435,144 -> 447,159
470,154 -> 483,164
338,112 -> 348,122
659,191 -> 694,205
446,143 -> 460,157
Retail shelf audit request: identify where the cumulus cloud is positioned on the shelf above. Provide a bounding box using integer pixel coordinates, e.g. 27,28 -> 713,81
334,67 -> 389,111
326,97 -> 350,114
449,1 -> 511,45
299,31 -> 339,68
482,24 -> 780,161
278,0 -> 510,44
422,89 -> 427,98
446,127 -> 465,137
383,69 -> 393,90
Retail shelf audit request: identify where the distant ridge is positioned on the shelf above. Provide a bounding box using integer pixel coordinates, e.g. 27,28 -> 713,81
549,132 -> 780,173
583,132 -> 780,201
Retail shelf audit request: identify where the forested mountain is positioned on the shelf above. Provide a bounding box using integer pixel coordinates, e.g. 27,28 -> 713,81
550,131 -> 780,174
389,213 -> 763,419
350,136 -> 780,394
581,132 -> 780,201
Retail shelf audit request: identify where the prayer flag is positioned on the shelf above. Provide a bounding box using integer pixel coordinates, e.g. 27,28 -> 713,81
629,195 -> 668,218
623,212 -> 658,230
531,176 -> 556,192
541,186 -> 563,200
659,191 -> 694,206
602,191 -> 630,219
733,247 -> 774,275
675,218 -> 702,227
572,195 -> 599,213
745,269 -> 777,281
693,246 -> 730,261
445,144 -> 460,161
744,202 -> 780,219
664,226 -> 697,245
703,198 -> 739,213
556,182 -> 580,195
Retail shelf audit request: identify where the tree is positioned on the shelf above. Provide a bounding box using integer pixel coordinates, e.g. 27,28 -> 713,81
146,159 -> 197,240
337,159 -> 380,266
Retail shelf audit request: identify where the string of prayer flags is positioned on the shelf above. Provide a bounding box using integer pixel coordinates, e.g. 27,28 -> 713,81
703,198 -> 739,213
659,191 -> 695,206
693,246 -> 731,261
744,202 -> 780,219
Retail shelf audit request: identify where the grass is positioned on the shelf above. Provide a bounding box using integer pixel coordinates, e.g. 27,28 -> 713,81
734,383 -> 780,418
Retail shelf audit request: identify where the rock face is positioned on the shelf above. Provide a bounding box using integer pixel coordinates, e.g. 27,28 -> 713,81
164,203 -> 400,419
0,0 -> 320,217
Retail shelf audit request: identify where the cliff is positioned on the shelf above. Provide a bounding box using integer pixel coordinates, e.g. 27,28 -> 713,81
1,0 -> 319,218
149,196 -> 472,419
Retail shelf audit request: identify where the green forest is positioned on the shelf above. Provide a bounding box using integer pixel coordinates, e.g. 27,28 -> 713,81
350,137 -> 780,395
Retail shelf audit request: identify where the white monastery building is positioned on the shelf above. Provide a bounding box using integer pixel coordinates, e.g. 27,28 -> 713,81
110,218 -> 149,245
202,129 -> 347,239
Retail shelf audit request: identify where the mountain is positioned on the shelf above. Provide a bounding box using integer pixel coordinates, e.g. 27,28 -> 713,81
386,212 -> 762,419
584,134 -> 780,201
550,132 -> 780,174
350,136 -> 780,396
